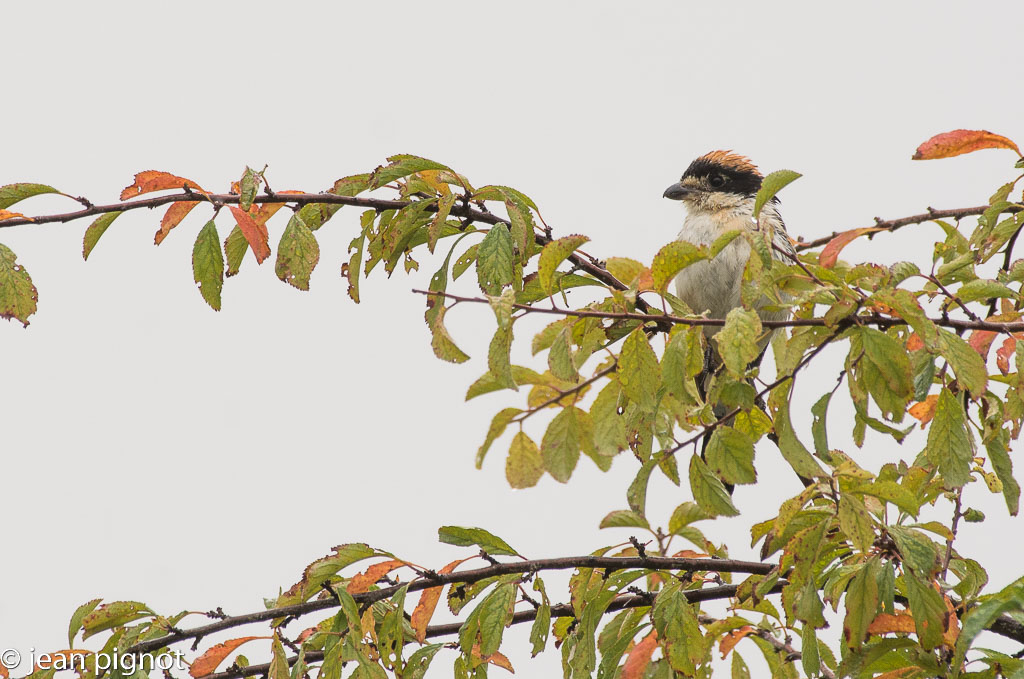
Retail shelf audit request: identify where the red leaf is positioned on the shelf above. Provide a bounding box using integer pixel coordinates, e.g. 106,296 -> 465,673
228,206 -> 271,264
819,227 -> 883,268
120,170 -> 206,200
346,559 -> 406,595
997,337 -> 1017,375
906,333 -> 925,351
411,557 -> 472,643
913,129 -> 1021,160
471,646 -> 515,673
621,630 -> 658,679
190,637 -> 268,678
968,330 -> 997,360
155,201 -> 199,245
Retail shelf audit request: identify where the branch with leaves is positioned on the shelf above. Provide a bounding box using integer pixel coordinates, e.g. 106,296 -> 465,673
5,128 -> 1024,679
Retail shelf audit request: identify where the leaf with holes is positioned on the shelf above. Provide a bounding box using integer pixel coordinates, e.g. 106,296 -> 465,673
477,224 -> 515,294
275,214 -> 319,290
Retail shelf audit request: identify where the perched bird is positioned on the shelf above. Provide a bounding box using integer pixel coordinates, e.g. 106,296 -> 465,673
663,150 -> 794,360
664,151 -> 797,489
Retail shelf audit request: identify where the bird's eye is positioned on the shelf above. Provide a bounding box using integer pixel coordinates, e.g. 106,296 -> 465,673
709,174 -> 727,189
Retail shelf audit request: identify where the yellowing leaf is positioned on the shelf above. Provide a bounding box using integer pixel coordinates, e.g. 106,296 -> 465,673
0,209 -> 28,221
819,227 -> 883,268
537,235 -> 590,295
190,637 -> 267,677
477,224 -> 516,294
715,308 -> 762,377
651,240 -> 705,291
82,211 -> 123,261
275,214 -> 319,290
541,407 -> 584,483
506,431 -> 543,488
619,327 -> 661,412
913,129 -> 1021,160
0,243 -> 38,326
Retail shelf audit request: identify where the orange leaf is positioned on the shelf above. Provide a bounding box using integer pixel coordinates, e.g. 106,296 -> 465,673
411,557 -> 472,643
909,395 -> 939,427
819,228 -> 883,268
346,559 -> 406,595
472,646 -> 515,673
621,630 -> 658,679
906,333 -> 925,351
0,209 -> 28,222
250,202 -> 286,226
0,661 -> 7,679
968,329 -> 997,360
997,337 -> 1017,375
228,206 -> 271,264
913,129 -> 1021,160
120,170 -> 206,200
189,637 -> 268,677
872,668 -> 918,679
155,201 -> 200,244
671,549 -> 708,558
719,626 -> 754,658
943,596 -> 960,647
637,268 -> 655,292
867,612 -> 917,636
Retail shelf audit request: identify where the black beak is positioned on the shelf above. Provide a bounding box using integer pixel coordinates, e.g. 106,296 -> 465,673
663,182 -> 692,200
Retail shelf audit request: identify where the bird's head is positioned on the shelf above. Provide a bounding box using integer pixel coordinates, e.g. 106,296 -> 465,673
663,150 -> 764,214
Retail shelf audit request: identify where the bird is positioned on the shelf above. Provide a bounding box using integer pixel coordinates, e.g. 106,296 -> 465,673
663,150 -> 797,489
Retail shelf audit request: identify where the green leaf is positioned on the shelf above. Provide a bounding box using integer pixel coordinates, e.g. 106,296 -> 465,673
810,392 -> 832,456
82,211 -> 123,261
404,644 -> 445,679
530,582 -> 551,657
477,223 -> 515,294
538,235 -> 590,295
801,625 -> 820,679
517,272 -> 604,304
542,407 -> 584,482
466,365 -> 544,400
269,633 -> 289,679
688,454 -> 739,517
903,570 -> 946,650
476,407 -> 521,467
926,387 -> 973,488
936,328 -> 988,398
548,327 -> 578,382
715,308 -> 762,377
627,458 -> 656,515
859,328 -> 913,421
488,324 -> 516,390
192,220 -> 224,310
239,166 -> 258,211
599,509 -> 650,529
224,225 -> 249,277
590,379 -> 627,457
753,170 -> 801,220
957,279 -> 1016,303
68,598 -> 102,646
772,395 -> 826,480
430,304 -> 471,364
0,243 -> 38,326
453,242 -> 479,280
842,559 -> 879,648
953,579 -> 1024,669
275,213 -> 320,290
652,240 -> 705,292
986,427 -> 1020,515
619,328 -> 661,412
81,601 -> 153,639
0,182 -> 58,209
438,526 -> 519,557
705,427 -> 757,485
838,494 -> 875,553
651,580 -> 705,674
888,526 -> 939,576
668,502 -> 709,534
506,431 -> 544,489
368,154 -> 450,189
428,192 -> 457,253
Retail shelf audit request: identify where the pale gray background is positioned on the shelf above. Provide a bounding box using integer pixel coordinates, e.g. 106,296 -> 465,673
3,1 -> 1022,676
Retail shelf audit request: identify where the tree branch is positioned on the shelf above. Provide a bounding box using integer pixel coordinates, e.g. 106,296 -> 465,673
793,205 -> 1022,251
414,289 -> 1024,335
127,555 -> 775,655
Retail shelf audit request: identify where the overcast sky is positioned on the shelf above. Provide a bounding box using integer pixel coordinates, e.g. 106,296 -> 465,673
3,1 -> 1023,676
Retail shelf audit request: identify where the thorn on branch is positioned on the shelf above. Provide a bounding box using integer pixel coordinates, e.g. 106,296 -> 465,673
628,536 -> 649,560
320,583 -> 341,604
479,549 -> 500,566
205,607 -> 228,619
73,195 -> 93,209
